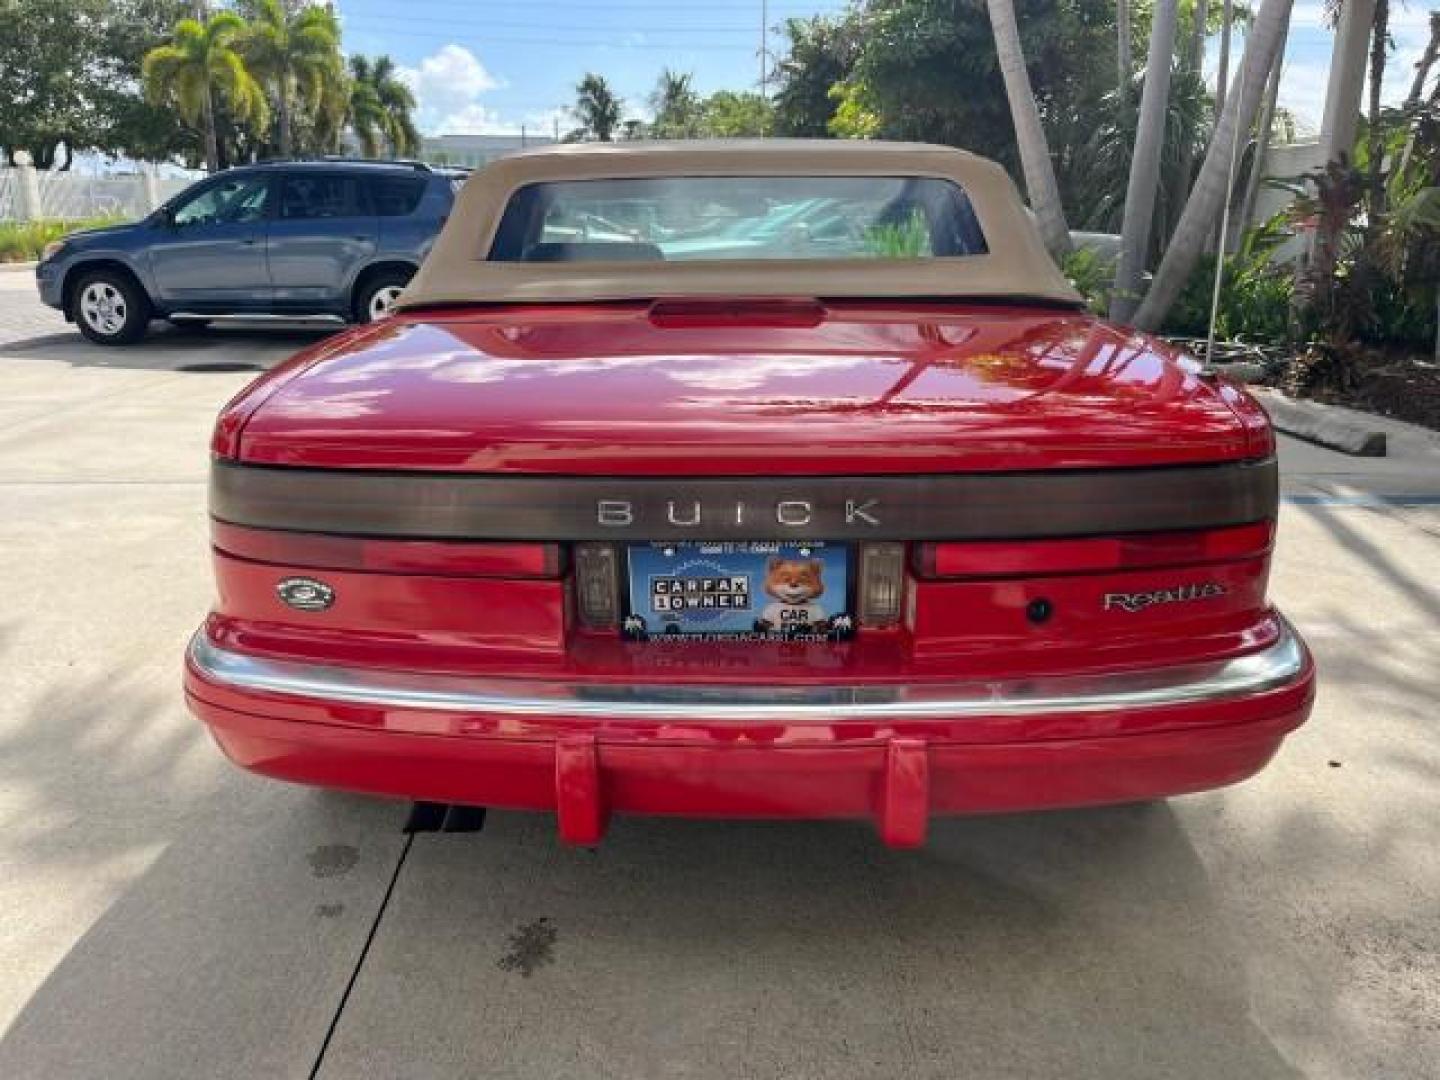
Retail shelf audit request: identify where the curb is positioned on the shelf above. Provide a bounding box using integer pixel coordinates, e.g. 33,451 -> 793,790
0,261 -> 38,273
1250,388 -> 1387,457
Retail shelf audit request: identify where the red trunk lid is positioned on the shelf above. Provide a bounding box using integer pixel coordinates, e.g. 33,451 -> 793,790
232,302 -> 1255,474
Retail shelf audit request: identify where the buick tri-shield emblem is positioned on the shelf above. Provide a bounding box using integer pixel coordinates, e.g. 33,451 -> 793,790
276,577 -> 335,612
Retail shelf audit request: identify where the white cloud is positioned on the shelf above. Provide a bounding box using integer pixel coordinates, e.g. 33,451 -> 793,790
398,45 -> 503,135
1203,15 -> 1436,136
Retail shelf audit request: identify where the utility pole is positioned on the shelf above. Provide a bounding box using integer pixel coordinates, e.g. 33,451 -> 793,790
760,0 -> 769,134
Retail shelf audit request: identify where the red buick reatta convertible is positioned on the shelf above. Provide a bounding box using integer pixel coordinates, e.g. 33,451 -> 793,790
185,141 -> 1314,847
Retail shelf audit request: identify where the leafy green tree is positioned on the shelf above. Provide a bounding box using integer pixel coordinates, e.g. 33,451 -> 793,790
143,10 -> 268,172
827,81 -> 882,138
650,69 -> 702,139
772,16 -> 859,137
698,91 -> 773,137
0,0 -> 201,167
570,73 -> 623,142
776,0 -> 1116,223
237,0 -> 344,157
97,1 -> 198,165
0,0 -> 109,166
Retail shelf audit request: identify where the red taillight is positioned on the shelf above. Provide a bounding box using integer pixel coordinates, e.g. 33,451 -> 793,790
915,522 -> 1274,579
212,522 -> 563,578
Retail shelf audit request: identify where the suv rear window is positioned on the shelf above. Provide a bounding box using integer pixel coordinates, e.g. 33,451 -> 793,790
488,175 -> 987,263
369,176 -> 427,217
279,174 -> 362,219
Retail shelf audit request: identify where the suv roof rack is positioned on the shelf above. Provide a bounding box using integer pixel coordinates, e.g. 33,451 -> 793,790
255,156 -> 435,172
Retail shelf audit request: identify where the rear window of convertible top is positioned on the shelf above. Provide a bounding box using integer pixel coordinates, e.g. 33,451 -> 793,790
486,175 -> 988,263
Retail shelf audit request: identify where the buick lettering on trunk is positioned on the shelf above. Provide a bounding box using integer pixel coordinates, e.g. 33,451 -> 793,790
597,498 -> 882,529
186,141 -> 1315,848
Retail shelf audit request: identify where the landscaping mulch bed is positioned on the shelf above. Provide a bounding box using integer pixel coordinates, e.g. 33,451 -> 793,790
1282,348 -> 1440,434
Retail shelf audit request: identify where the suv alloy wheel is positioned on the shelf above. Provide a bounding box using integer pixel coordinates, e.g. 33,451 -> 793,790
71,270 -> 152,345
356,270 -> 412,323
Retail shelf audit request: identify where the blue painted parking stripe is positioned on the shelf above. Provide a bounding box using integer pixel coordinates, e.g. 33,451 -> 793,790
1283,494 -> 1440,506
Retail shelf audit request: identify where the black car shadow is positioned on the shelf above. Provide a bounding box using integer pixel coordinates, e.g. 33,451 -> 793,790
1,320 -> 336,373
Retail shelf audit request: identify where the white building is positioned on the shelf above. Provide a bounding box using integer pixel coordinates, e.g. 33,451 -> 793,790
419,133 -> 556,169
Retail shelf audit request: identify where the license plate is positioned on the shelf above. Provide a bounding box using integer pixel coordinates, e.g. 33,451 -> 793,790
623,541 -> 854,642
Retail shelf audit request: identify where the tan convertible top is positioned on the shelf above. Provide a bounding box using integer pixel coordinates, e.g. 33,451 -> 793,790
397,139 -> 1081,309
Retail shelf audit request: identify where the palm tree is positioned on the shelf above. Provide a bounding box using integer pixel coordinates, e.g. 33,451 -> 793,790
1132,0 -> 1295,330
238,0 -> 344,157
572,73 -> 622,142
369,56 -> 420,156
142,11 -> 268,172
1110,0 -> 1180,322
984,0 -> 1071,255
347,56 -> 386,158
349,55 -> 420,157
650,69 -> 701,139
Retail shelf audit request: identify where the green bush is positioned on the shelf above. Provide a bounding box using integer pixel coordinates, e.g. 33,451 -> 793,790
0,218 -> 124,263
1161,216 -> 1295,343
1060,246 -> 1114,315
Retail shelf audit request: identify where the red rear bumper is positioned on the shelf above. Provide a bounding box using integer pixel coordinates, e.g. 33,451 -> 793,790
183,617 -> 1314,847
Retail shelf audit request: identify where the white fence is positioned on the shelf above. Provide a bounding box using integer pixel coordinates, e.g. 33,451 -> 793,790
0,165 -> 193,222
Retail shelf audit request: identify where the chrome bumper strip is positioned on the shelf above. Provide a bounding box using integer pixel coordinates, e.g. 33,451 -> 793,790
188,619 -> 1307,722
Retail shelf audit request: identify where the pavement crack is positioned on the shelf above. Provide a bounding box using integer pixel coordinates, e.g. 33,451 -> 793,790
306,831 -> 414,1080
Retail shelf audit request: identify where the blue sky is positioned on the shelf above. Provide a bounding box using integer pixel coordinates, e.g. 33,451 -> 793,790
333,0 -> 1436,141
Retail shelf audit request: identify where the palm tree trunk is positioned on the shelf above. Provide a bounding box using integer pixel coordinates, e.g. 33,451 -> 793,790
1235,26 -> 1287,246
1187,0 -> 1211,72
203,84 -> 220,173
278,81 -> 292,157
1215,0 -> 1234,118
1173,0 -> 1212,218
1132,0 -> 1294,331
985,0 -> 1072,255
1117,0 -> 1133,98
1366,0 -> 1391,223
1110,0 -> 1181,323
1320,0 -> 1376,166
1408,14 -> 1440,103
1393,14 -> 1440,184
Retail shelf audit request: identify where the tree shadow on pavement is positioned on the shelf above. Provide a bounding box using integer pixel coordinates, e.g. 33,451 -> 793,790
0,669 -> 408,1080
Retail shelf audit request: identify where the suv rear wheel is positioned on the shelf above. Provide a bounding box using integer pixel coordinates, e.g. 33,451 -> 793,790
71,270 -> 151,345
355,269 -> 413,323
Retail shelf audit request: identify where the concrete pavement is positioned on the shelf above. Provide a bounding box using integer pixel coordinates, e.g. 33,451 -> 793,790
0,273 -> 1436,1079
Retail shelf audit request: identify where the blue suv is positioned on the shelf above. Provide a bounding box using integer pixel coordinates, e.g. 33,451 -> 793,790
36,159 -> 464,345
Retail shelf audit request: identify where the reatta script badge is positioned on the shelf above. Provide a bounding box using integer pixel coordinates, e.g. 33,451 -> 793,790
1103,582 -> 1227,613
